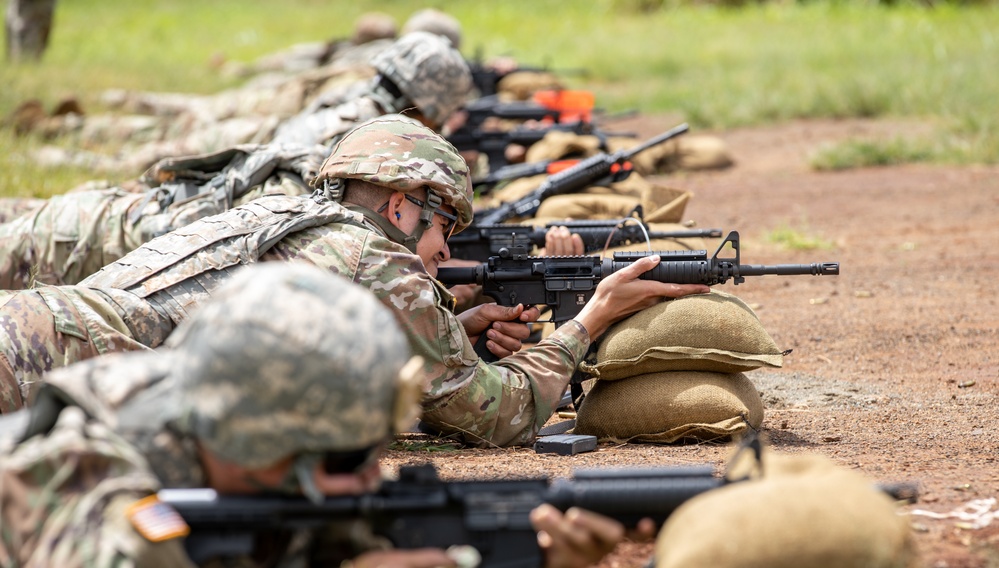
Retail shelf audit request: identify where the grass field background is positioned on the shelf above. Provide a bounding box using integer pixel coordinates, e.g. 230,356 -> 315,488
2,0 -> 998,197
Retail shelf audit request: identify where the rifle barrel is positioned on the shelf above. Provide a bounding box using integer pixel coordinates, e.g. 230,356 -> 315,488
622,122 -> 689,158
736,263 -> 841,277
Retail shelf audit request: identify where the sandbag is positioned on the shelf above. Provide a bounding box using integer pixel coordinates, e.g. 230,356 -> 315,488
603,222 -> 707,253
523,131 -> 602,163
607,134 -> 735,175
534,193 -> 640,220
496,71 -> 565,101
573,370 -> 763,443
581,290 -> 784,380
655,452 -> 918,568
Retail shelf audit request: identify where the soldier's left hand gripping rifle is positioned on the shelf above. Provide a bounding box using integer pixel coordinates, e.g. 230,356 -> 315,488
158,434 -> 916,568
437,230 -> 839,362
474,123 -> 689,225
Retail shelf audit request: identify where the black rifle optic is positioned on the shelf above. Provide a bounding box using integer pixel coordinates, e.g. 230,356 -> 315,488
474,123 -> 689,226
448,216 -> 723,263
160,433 -> 916,568
438,230 -> 839,326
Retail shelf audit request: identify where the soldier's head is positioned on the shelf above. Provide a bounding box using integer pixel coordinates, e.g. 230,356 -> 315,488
352,12 -> 398,45
165,262 -> 423,501
369,31 -> 471,130
401,8 -> 463,50
315,115 -> 472,276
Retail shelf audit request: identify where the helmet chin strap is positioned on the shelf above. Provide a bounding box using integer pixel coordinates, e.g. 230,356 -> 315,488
367,75 -> 413,116
339,188 -> 442,255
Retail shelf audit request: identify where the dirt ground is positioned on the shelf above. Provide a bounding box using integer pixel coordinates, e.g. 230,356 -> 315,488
382,116 -> 999,567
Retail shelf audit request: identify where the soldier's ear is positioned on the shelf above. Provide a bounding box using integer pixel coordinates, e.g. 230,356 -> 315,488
386,192 -> 408,226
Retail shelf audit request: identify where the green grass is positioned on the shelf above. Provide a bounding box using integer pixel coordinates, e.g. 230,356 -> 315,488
810,138 -> 936,171
765,224 -> 836,251
3,0 -> 999,197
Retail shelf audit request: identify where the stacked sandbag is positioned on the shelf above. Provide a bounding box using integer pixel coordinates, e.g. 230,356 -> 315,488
485,172 -> 692,227
496,71 -> 566,102
532,183 -> 691,225
573,290 -> 783,443
526,130 -> 734,174
606,133 -> 735,173
655,451 -> 919,568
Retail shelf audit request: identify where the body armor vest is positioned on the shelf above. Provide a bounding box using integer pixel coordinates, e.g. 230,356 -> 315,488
82,194 -> 367,325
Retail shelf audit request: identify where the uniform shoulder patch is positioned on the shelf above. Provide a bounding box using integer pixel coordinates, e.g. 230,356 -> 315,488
126,495 -> 191,542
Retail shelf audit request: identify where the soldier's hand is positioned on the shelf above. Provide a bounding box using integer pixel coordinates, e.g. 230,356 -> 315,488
541,226 -> 585,256
530,504 -> 624,568
574,254 -> 710,340
458,303 -> 542,358
350,548 -> 456,568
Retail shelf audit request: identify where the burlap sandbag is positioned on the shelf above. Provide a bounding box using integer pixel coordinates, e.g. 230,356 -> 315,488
524,131 -> 602,163
484,174 -> 548,207
534,193 -> 641,220
496,71 -> 565,101
603,222 -> 707,253
573,370 -> 763,443
655,451 -> 918,568
607,134 -> 735,174
532,183 -> 690,221
580,290 -> 783,379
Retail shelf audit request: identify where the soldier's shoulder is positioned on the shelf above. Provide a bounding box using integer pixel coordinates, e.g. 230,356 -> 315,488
41,350 -> 174,424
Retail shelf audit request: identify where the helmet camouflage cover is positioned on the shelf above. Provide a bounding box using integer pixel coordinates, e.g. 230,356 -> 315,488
316,115 -> 474,232
352,11 -> 398,45
164,262 -> 419,469
371,30 -> 472,126
401,8 -> 463,50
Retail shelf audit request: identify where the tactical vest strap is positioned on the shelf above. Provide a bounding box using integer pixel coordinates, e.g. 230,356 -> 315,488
82,195 -> 364,295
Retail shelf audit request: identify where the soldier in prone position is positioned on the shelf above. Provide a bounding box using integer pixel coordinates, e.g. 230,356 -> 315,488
0,262 -> 633,567
0,30 -> 472,290
0,116 -> 708,446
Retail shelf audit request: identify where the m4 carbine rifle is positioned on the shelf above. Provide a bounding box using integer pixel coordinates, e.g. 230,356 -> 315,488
474,123 -> 689,225
159,435 -> 915,568
438,230 -> 840,326
472,157 -> 581,192
448,215 -> 723,263
163,461 -> 722,567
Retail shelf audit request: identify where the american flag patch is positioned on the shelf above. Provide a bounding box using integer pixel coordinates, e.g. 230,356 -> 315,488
126,495 -> 190,542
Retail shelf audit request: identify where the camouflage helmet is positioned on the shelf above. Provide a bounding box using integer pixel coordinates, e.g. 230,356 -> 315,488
352,12 -> 398,45
317,115 -> 473,232
401,8 -> 463,50
370,31 -> 472,127
164,262 -> 422,470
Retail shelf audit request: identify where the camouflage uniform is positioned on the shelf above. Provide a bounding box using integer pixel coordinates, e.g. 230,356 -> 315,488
0,405 -> 193,567
0,143 -> 326,290
0,196 -> 44,224
0,31 -> 472,290
0,117 -> 586,450
0,262 -> 418,565
33,29 -> 462,175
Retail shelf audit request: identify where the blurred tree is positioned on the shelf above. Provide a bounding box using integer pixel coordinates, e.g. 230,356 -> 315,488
5,0 -> 56,61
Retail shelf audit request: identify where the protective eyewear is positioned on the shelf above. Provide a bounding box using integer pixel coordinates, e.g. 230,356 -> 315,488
404,194 -> 459,241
